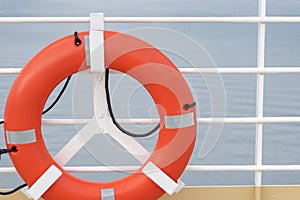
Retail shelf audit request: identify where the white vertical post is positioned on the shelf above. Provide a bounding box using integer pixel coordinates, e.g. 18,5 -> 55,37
89,13 -> 106,118
255,0 -> 266,199
90,13 -> 105,73
89,13 -> 150,163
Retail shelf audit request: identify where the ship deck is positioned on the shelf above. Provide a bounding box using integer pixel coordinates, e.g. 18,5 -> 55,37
1,186 -> 300,200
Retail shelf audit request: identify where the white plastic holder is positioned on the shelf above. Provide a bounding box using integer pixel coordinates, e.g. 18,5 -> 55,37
92,70 -> 150,163
90,13 -> 106,117
89,13 -> 105,73
53,13 -> 150,167
89,13 -> 150,163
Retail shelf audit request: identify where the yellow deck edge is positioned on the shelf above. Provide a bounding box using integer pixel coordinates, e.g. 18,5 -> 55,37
1,186 -> 300,200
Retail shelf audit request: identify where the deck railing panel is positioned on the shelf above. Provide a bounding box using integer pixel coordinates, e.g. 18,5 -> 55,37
0,10 -> 300,187
254,0 -> 267,188
0,17 -> 300,23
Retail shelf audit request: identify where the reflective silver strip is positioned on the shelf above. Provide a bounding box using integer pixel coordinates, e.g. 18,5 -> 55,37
6,129 -> 36,144
164,112 -> 195,129
84,36 -> 90,66
101,188 -> 115,200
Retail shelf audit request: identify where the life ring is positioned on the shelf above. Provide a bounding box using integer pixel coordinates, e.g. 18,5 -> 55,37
4,31 -> 197,200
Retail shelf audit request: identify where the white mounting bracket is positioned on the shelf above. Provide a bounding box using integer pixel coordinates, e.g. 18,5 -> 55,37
89,13 -> 150,163
54,13 -> 150,168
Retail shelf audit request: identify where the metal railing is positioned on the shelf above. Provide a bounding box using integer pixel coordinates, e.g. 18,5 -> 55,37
1,0 -> 300,190
0,16 -> 300,23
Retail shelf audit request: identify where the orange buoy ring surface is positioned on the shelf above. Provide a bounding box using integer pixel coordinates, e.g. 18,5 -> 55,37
4,31 -> 197,200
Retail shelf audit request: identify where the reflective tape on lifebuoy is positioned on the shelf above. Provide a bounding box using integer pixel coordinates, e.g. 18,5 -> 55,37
4,31 -> 197,200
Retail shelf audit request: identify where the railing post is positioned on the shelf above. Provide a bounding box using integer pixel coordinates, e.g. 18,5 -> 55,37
255,0 -> 267,199
90,13 -> 105,73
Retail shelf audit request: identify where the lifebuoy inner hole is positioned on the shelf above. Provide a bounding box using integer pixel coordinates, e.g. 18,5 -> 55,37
41,71 -> 160,182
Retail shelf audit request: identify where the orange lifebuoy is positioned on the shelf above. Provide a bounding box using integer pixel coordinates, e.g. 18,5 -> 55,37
4,31 -> 197,200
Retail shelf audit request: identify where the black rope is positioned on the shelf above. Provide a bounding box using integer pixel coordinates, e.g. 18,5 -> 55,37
42,76 -> 72,115
0,146 -> 18,160
0,32 -> 79,195
0,76 -> 71,124
0,75 -> 71,195
0,75 -> 72,195
74,31 -> 82,46
105,69 -> 160,137
0,146 -> 26,194
183,102 -> 196,110
0,183 -> 27,195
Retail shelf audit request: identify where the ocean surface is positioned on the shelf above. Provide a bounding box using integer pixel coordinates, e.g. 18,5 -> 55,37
1,0 -> 300,188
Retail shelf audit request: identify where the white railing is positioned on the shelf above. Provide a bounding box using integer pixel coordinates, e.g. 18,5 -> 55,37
2,165 -> 300,173
2,117 -> 300,125
2,67 -> 300,74
1,0 -> 300,189
0,16 -> 300,23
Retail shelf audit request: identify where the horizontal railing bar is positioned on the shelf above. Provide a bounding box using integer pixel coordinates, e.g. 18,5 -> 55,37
0,17 -> 90,23
2,67 -> 300,75
186,165 -> 300,172
0,68 -> 22,74
180,67 -> 300,74
106,17 -> 300,23
0,17 -> 300,23
41,117 -> 300,124
198,117 -> 300,124
1,117 -> 300,125
60,165 -> 300,172
2,165 -> 300,173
